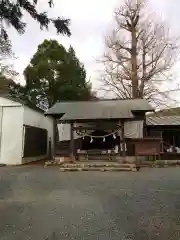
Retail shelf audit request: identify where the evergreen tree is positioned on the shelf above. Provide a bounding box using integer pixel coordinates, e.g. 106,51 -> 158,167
0,0 -> 71,40
14,39 -> 94,108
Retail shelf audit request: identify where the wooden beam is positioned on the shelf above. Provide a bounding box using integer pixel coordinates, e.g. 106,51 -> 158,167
159,131 -> 164,153
120,120 -> 126,157
72,125 -> 121,131
70,122 -> 75,162
121,120 -> 126,157
173,135 -> 176,151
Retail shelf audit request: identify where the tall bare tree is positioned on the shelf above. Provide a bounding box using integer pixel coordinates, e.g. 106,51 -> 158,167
101,0 -> 180,106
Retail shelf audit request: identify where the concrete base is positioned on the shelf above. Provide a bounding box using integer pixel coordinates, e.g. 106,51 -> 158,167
115,156 -> 136,164
156,160 -> 179,165
54,156 -> 72,164
22,155 -> 48,165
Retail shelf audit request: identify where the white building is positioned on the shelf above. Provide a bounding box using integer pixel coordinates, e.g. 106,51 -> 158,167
0,96 -> 54,165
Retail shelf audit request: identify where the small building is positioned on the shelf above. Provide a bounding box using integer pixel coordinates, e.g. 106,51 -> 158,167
146,115 -> 180,159
0,96 -> 54,165
46,99 -> 159,161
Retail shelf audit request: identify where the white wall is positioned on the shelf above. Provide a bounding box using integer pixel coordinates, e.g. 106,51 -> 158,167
0,106 -> 24,165
23,106 -> 54,160
0,98 -> 54,165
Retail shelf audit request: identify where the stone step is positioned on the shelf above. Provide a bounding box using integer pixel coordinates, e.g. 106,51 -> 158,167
86,155 -> 110,160
61,163 -> 134,168
45,160 -> 138,171
78,156 -> 111,162
59,167 -> 136,172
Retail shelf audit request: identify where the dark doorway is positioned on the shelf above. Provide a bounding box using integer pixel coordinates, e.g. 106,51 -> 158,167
82,130 -> 118,150
23,125 -> 47,157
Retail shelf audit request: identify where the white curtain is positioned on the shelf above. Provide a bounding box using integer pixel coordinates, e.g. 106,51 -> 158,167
124,121 -> 143,138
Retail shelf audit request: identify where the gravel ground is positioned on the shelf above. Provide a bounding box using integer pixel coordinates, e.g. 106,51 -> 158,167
0,166 -> 180,240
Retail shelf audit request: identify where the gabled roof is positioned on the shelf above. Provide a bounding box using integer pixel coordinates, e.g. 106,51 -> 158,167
46,99 -> 153,122
0,95 -> 45,113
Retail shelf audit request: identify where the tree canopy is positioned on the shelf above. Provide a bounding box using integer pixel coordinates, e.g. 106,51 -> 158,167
0,37 -> 17,77
0,35 -> 18,95
12,39 -> 94,109
0,0 -> 71,40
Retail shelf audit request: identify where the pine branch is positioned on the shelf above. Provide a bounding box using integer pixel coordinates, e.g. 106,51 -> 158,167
0,0 -> 71,40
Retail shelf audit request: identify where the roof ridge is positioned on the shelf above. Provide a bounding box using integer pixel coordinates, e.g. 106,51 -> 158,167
148,115 -> 180,118
1,95 -> 45,113
56,98 -> 146,103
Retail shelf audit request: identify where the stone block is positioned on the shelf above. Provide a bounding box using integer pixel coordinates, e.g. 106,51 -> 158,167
115,156 -> 124,163
59,168 -> 65,172
132,168 -> 137,172
124,156 -> 136,164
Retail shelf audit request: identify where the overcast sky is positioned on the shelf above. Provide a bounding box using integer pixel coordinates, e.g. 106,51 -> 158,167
8,0 -> 180,90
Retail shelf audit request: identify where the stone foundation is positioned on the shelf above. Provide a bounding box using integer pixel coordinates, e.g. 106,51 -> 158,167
114,156 -> 136,164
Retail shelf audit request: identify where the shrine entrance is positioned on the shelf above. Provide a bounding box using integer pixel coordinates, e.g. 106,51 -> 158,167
81,130 -> 119,150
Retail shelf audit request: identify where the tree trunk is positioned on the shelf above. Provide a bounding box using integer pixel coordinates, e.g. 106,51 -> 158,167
131,28 -> 139,98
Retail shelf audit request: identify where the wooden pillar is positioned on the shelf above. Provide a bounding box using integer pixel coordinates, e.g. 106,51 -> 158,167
52,118 -> 57,160
70,122 -> 75,162
173,134 -> 176,152
121,120 -> 126,157
160,131 -> 163,153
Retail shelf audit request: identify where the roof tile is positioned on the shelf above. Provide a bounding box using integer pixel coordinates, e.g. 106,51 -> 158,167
46,99 -> 153,121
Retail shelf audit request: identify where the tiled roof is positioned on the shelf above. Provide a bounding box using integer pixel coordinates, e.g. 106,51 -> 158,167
146,115 -> 180,126
46,99 -> 153,121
